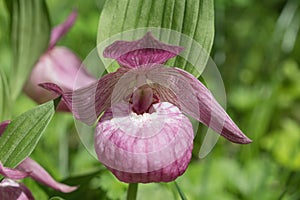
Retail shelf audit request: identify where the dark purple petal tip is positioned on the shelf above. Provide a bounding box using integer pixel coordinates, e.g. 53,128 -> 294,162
103,32 -> 184,67
38,83 -> 64,96
39,83 -> 73,112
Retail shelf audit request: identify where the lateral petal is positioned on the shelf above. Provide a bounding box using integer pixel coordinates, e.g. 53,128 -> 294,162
0,162 -> 29,180
147,66 -> 252,144
39,67 -> 128,125
17,158 -> 77,193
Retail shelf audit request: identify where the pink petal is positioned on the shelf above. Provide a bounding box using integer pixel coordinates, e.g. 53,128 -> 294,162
0,120 -> 10,136
49,10 -> 77,49
108,146 -> 192,183
16,158 -> 77,193
24,47 -> 96,111
39,67 -> 128,125
95,102 -> 194,183
0,179 -> 34,200
103,32 -> 184,68
0,162 -> 29,180
146,65 -> 252,144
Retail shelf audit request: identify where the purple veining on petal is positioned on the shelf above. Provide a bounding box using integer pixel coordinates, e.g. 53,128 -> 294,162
145,65 -> 252,144
49,10 -> 77,49
103,32 -> 184,68
0,179 -> 34,200
17,158 -> 77,193
0,120 -> 10,136
71,67 -> 127,125
108,145 -> 192,183
40,67 -> 128,125
0,162 -> 29,180
95,102 -> 194,183
39,83 -> 65,99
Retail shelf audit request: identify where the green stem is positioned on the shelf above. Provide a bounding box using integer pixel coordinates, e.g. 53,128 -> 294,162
127,183 -> 138,200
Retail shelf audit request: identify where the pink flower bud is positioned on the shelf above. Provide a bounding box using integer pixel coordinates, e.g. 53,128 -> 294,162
24,47 -> 95,111
24,10 -> 96,111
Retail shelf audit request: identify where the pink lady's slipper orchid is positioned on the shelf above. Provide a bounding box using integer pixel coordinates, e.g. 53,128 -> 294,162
0,121 -> 77,200
24,10 -> 96,111
41,33 -> 251,183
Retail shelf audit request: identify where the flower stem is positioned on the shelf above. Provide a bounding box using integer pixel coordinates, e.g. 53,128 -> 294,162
127,183 -> 138,200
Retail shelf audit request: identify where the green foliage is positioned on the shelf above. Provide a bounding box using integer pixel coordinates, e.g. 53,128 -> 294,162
5,0 -> 50,101
46,0 -> 103,59
0,100 -> 55,168
174,181 -> 188,200
45,170 -> 110,200
97,171 -> 127,199
0,68 -> 11,121
176,156 -> 282,200
263,119 -> 300,170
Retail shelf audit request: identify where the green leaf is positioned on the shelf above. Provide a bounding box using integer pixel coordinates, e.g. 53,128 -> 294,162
0,68 -> 11,121
45,170 -> 111,200
0,100 -> 55,168
174,181 -> 187,200
97,0 -> 214,77
5,0 -> 51,101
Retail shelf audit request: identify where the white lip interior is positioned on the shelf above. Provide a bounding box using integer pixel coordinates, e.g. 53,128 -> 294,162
111,102 -> 181,138
0,179 -> 20,187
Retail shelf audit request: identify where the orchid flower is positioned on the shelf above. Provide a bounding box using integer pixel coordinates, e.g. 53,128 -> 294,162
24,10 -> 96,111
0,121 -> 77,200
41,32 -> 251,183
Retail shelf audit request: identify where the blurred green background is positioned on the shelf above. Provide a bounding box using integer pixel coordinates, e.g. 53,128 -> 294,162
0,0 -> 300,199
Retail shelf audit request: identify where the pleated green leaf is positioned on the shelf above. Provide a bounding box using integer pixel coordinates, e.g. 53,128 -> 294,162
0,101 -> 55,168
97,0 -> 214,77
5,0 -> 50,100
0,68 -> 11,121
